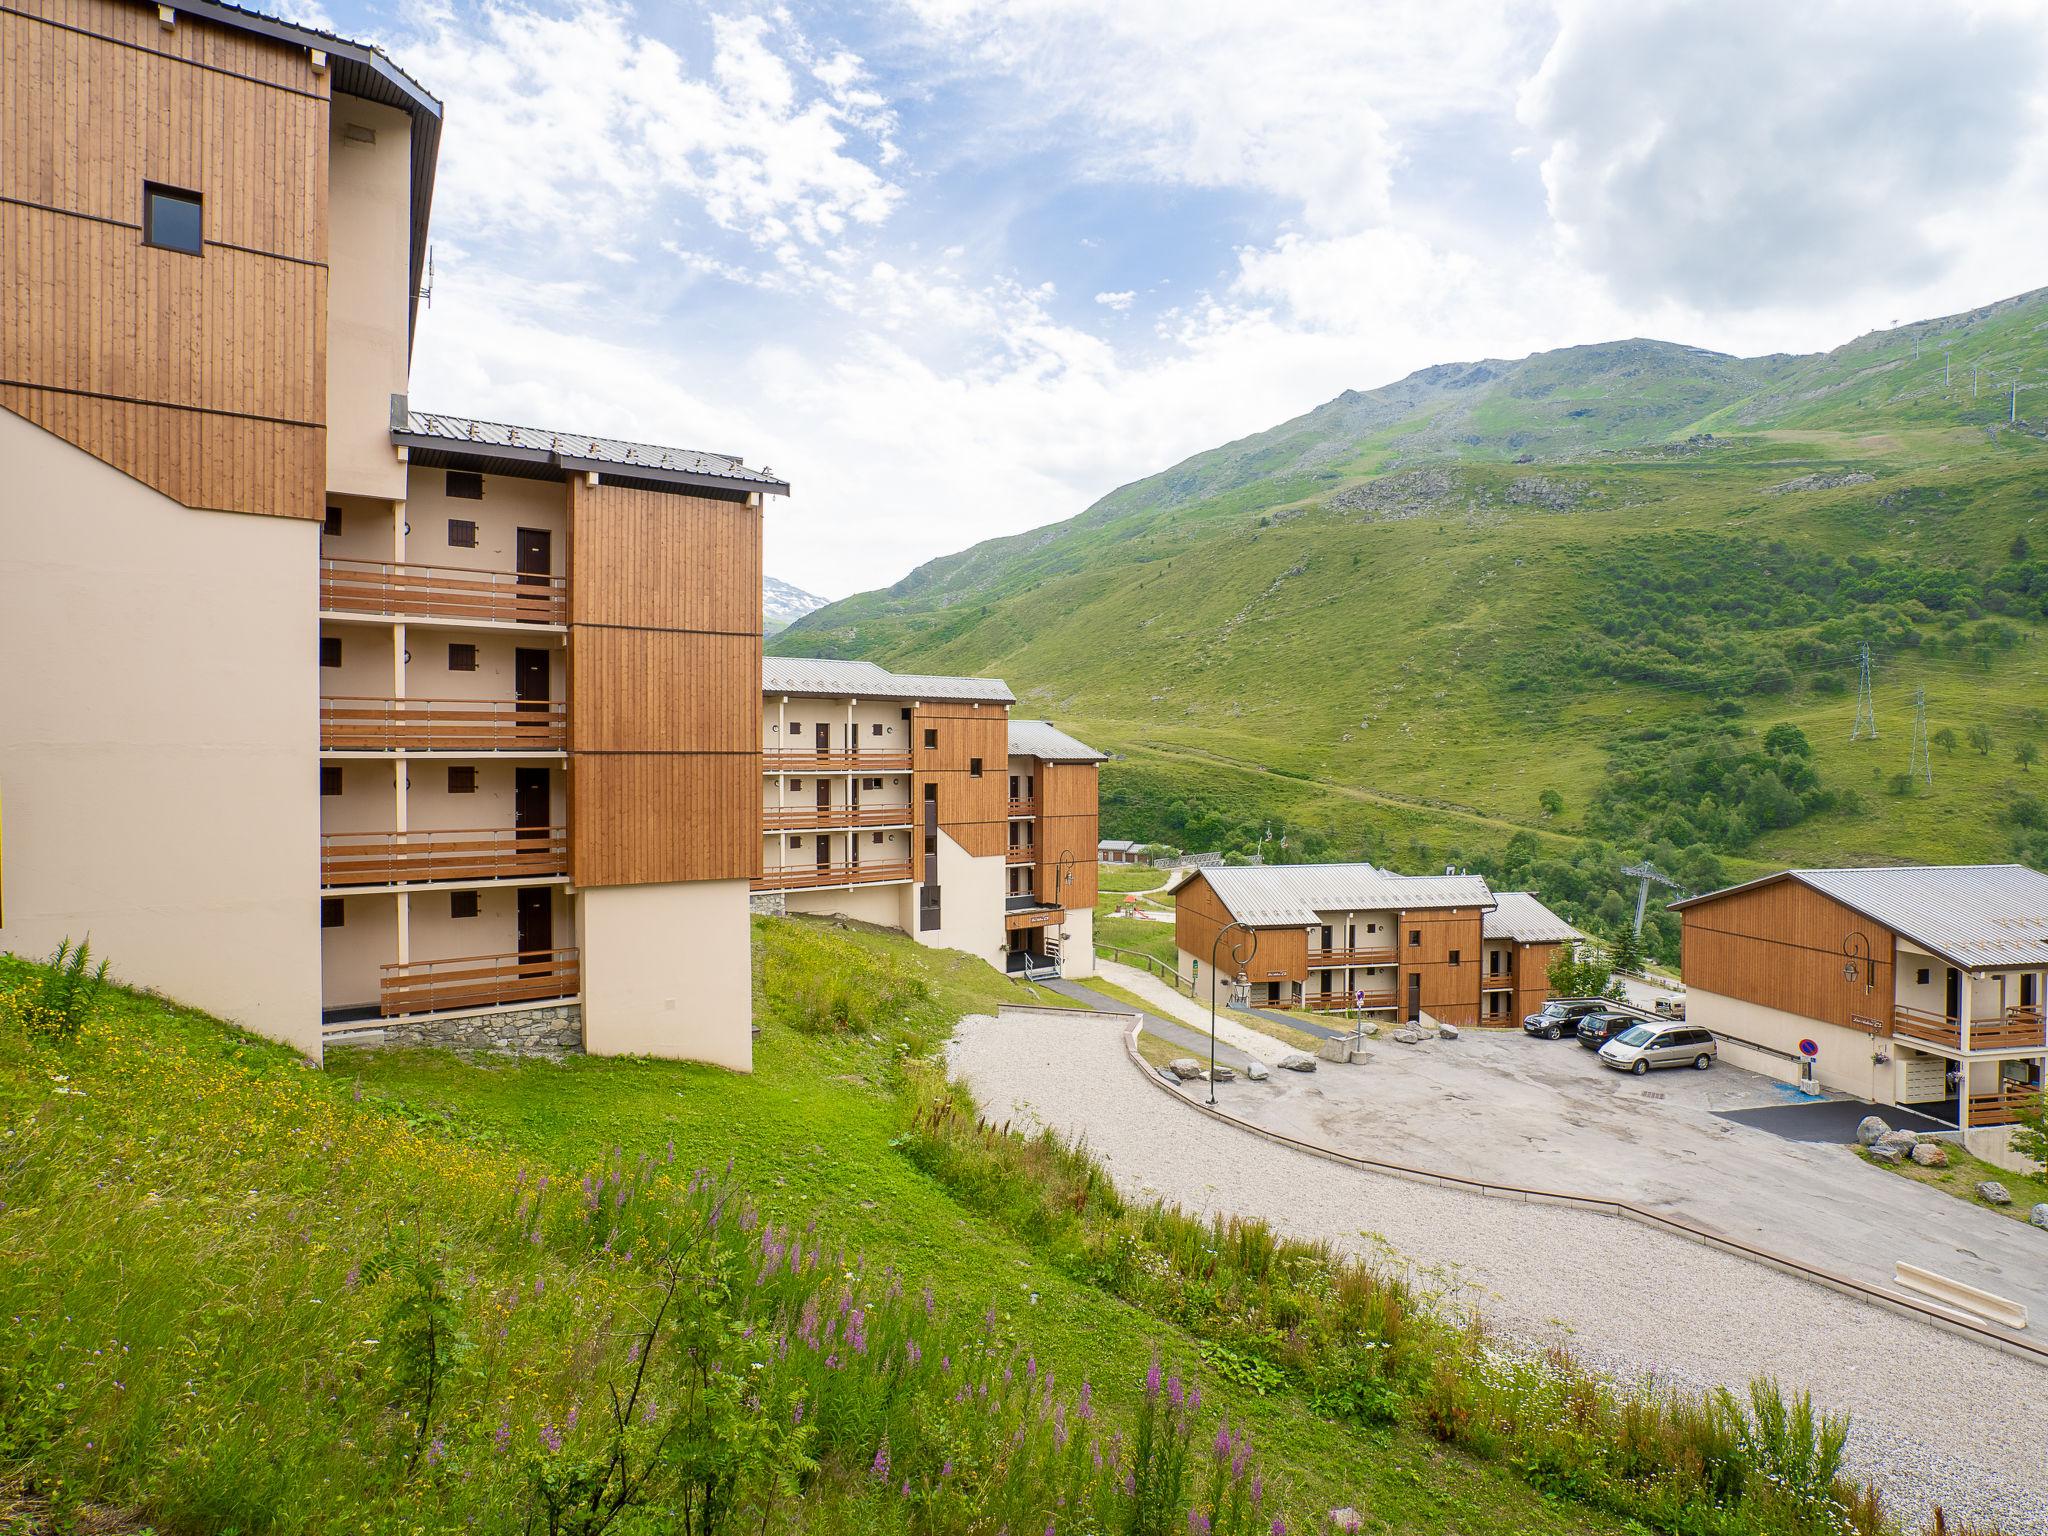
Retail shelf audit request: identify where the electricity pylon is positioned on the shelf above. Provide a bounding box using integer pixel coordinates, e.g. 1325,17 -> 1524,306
1908,689 -> 1932,788
1850,644 -> 1877,740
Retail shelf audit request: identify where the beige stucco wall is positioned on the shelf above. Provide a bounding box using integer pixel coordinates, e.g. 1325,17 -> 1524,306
1058,905 -> 1095,978
763,694 -> 914,754
578,879 -> 752,1069
325,97 -> 411,500
784,883 -> 906,928
405,469 -> 566,573
1688,987 -> 1888,1102
915,833 -> 1005,969
321,493 -> 401,563
403,625 -> 565,703
0,408 -> 323,1054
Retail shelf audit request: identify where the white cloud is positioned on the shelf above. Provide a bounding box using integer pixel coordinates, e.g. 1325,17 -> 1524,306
1093,290 -> 1134,310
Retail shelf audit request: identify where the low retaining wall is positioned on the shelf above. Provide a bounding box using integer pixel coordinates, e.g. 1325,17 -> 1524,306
369,1002 -> 583,1056
748,891 -> 788,917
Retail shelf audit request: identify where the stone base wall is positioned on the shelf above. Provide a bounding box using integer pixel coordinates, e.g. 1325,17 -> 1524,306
748,891 -> 787,917
375,1002 -> 583,1056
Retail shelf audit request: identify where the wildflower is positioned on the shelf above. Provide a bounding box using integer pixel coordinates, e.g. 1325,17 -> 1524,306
566,1406 -> 579,1430
848,1307 -> 867,1355
905,1338 -> 922,1368
940,1460 -> 953,1479
1189,1516 -> 1211,1534
425,1437 -> 445,1466
627,1340 -> 641,1364
901,1480 -> 912,1498
643,1398 -> 659,1424
539,1424 -> 562,1453
792,1400 -> 806,1425
1078,1381 -> 1094,1420
871,1444 -> 890,1479
1271,1521 -> 1287,1536
494,1418 -> 511,1451
344,1264 -> 360,1290
534,1276 -> 545,1298
1145,1355 -> 1162,1400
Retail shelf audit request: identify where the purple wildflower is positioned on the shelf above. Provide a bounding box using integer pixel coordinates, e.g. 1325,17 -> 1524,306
425,1437 -> 445,1466
1271,1521 -> 1286,1536
1079,1381 -> 1094,1420
539,1423 -> 562,1453
494,1418 -> 510,1451
1214,1421 -> 1233,1462
848,1307 -> 867,1355
871,1444 -> 890,1480
566,1406 -> 579,1430
940,1460 -> 953,1479
901,1480 -> 912,1497
1189,1516 -> 1211,1535
344,1264 -> 360,1290
1145,1355 -> 1162,1400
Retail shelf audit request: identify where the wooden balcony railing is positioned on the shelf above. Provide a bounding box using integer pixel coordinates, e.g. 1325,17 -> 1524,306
1006,846 -> 1037,865
320,557 -> 567,625
1968,1088 -> 2042,1127
1305,991 -> 1396,1012
1008,798 -> 1036,817
762,749 -> 912,773
321,696 -> 566,751
1892,1004 -> 2045,1051
760,803 -> 914,831
1305,948 -> 1397,968
322,827 -> 567,888
380,947 -> 579,1018
1479,973 -> 1517,990
752,859 -> 915,892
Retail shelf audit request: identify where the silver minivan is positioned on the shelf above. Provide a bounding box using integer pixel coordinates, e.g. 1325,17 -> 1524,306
1598,1023 -> 1716,1075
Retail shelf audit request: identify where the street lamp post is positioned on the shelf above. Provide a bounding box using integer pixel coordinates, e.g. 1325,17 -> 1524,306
1052,850 -> 1076,969
1208,920 -> 1258,1106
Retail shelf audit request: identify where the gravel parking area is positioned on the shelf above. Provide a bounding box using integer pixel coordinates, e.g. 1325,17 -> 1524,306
949,1007 -> 2048,1535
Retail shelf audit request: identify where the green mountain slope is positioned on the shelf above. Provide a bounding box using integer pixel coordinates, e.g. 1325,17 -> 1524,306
776,288 -> 2048,948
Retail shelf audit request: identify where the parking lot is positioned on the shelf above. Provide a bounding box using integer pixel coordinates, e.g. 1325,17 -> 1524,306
1217,1018 -> 2048,1323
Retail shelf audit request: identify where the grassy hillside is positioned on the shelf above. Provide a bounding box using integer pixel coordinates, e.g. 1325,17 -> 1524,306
0,924 -> 1947,1535
776,289 -> 2048,953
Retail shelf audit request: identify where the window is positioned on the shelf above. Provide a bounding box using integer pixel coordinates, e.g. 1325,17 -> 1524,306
319,636 -> 342,668
143,183 -> 202,254
789,721 -> 802,736
871,722 -> 884,736
448,642 -> 478,672
323,505 -> 342,536
1448,949 -> 1461,966
872,831 -> 884,844
320,765 -> 343,797
1916,968 -> 1930,986
448,766 -> 478,794
447,517 -> 478,548
450,891 -> 480,919
862,777 -> 881,790
320,898 -> 345,929
969,757 -> 983,778
788,837 -> 803,849
900,708 -> 912,721
1408,929 -> 1421,947
790,778 -> 804,791
446,471 -> 483,500
923,729 -> 938,750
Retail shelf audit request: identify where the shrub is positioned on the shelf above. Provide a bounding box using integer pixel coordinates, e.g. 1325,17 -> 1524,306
3,937 -> 109,1043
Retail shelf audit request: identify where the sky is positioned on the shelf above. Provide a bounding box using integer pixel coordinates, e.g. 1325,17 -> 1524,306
304,0 -> 2048,598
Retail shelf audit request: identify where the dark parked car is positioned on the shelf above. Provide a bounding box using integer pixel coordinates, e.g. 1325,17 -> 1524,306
1575,1011 -> 1642,1051
1522,999 -> 1607,1040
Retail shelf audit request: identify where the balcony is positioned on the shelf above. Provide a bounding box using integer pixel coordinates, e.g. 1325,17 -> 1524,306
322,826 -> 568,888
1479,974 -> 1516,991
753,859 -> 915,892
1306,990 -> 1395,1012
320,556 -> 567,626
1968,1088 -> 2043,1127
760,803 -> 914,831
763,749 -> 912,774
1305,947 -> 1397,968
380,947 -> 579,1018
1006,845 -> 1037,865
321,696 -> 566,752
1893,1004 -> 2046,1052
1008,798 -> 1036,817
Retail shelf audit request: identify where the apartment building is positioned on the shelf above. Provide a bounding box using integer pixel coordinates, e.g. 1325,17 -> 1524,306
758,660 -> 1102,978
0,0 -> 780,1067
1673,865 -> 2048,1162
1169,865 -> 1578,1027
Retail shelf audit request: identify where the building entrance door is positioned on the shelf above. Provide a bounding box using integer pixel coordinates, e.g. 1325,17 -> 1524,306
514,768 -> 548,839
1406,972 -> 1421,1023
516,528 -> 551,586
517,886 -> 552,957
514,648 -> 549,712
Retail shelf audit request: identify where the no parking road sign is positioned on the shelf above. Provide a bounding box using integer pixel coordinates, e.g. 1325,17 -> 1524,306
1798,1038 -> 1819,1057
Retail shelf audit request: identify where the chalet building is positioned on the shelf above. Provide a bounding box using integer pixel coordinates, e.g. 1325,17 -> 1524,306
759,660 -> 1102,979
1099,840 -> 1146,866
1169,865 -> 1578,1027
0,0 -> 781,1067
1673,865 -> 2048,1162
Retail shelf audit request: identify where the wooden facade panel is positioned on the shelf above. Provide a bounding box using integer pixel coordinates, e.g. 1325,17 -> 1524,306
568,483 -> 760,635
570,755 -> 757,888
0,386 -> 324,518
1035,761 -> 1099,911
1680,880 -> 1895,1032
569,629 -> 757,754
1401,907 -> 1484,1028
566,478 -> 764,888
1,0 -> 330,519
1513,940 -> 1562,1024
1171,874 -> 1305,982
912,703 -> 1008,860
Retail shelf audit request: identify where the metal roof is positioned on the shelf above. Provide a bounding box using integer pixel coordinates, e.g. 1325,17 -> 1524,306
1007,719 -> 1107,763
1099,839 -> 1142,853
171,1 -> 441,346
1482,891 -> 1583,944
397,412 -> 792,496
762,657 -> 1014,704
1189,864 -> 1497,928
1672,864 -> 2048,971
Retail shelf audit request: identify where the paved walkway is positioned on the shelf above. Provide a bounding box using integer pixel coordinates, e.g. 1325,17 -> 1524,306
948,1007 -> 2048,1536
1038,977 -> 1255,1072
1095,961 -> 1309,1061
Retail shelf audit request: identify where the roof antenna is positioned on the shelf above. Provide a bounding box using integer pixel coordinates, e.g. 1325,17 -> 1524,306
417,245 -> 435,309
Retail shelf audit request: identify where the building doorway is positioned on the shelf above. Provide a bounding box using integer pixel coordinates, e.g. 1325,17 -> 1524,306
1406,972 -> 1421,1023
514,768 -> 549,838
516,886 -> 552,957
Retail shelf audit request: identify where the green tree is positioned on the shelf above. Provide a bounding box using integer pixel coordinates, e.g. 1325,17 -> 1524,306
1538,788 -> 1564,818
2020,742 -> 2042,773
1932,727 -> 1958,755
2014,1093 -> 2048,1174
1610,923 -> 1643,975
1968,723 -> 1994,757
1762,722 -> 1812,757
1548,946 -> 1626,1002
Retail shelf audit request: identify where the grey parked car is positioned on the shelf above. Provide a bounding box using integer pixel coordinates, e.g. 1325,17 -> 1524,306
1523,999 -> 1607,1040
1598,1023 -> 1717,1075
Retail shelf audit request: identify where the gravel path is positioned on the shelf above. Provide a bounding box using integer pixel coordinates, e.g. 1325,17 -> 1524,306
950,1008 -> 2048,1535
1094,961 -> 1304,1062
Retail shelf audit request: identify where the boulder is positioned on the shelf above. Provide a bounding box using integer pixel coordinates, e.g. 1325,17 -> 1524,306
2030,1203 -> 2048,1231
1854,1115 -> 1890,1147
1976,1181 -> 2013,1206
1356,1021 -> 1381,1039
1392,1026 -> 1428,1045
1875,1129 -> 1920,1152
1437,1022 -> 1461,1041
1909,1143 -> 1949,1168
1865,1143 -> 1904,1165
1209,1063 -> 1237,1083
1329,1510 -> 1364,1534
1167,1058 -> 1205,1082
1276,1050 -> 1318,1073
1244,1060 -> 1270,1082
